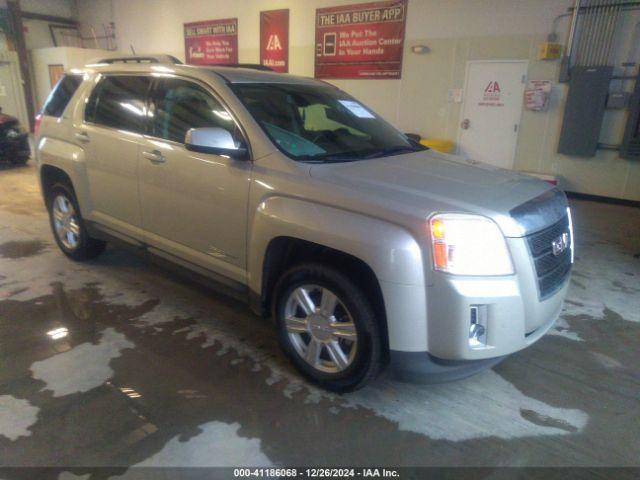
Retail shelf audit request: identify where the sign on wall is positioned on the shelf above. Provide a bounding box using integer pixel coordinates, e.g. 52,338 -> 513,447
184,18 -> 238,65
524,80 -> 552,111
479,80 -> 504,107
314,0 -> 407,79
260,9 -> 289,73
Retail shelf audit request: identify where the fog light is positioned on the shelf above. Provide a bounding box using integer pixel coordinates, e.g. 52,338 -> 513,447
469,305 -> 488,348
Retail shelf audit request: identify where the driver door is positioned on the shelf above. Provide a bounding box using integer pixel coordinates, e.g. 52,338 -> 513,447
138,77 -> 251,284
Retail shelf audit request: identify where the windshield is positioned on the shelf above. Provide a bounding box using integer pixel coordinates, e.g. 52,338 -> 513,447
230,83 -> 424,162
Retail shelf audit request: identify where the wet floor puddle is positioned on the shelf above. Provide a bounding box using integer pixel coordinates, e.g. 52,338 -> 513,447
0,240 -> 48,259
0,282 -> 637,468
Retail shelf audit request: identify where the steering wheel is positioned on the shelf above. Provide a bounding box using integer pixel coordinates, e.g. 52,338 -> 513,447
309,130 -> 330,143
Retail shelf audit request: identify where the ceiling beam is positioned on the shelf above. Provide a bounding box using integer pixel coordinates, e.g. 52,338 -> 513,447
20,11 -> 78,26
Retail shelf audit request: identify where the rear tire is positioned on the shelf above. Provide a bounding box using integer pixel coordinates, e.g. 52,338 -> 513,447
274,263 -> 384,392
46,182 -> 106,261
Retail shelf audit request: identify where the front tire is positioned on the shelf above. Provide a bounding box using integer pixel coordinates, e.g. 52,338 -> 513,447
274,263 -> 383,392
47,183 -> 106,261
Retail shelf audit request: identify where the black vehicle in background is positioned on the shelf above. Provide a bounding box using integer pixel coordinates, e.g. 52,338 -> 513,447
0,107 -> 30,165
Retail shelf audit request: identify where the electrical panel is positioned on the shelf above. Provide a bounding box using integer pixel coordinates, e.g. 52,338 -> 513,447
606,92 -> 629,110
558,66 -> 613,157
621,74 -> 640,160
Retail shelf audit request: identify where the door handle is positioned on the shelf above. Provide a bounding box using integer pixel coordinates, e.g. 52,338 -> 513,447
75,131 -> 90,143
143,150 -> 166,164
461,118 -> 471,130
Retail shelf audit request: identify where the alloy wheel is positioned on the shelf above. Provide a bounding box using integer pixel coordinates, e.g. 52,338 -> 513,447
283,284 -> 358,373
52,194 -> 81,250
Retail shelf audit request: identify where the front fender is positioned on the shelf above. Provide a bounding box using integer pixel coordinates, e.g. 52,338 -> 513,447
248,196 -> 429,351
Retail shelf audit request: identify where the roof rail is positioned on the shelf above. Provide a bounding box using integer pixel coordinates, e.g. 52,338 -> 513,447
95,55 -> 183,65
215,63 -> 274,71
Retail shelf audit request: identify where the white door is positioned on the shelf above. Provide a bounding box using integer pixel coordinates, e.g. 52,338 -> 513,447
458,60 -> 528,169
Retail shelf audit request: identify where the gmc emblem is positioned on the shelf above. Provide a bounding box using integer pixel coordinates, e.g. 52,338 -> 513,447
552,232 -> 570,256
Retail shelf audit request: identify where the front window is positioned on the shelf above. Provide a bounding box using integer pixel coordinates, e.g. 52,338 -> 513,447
151,78 -> 242,145
230,83 -> 423,162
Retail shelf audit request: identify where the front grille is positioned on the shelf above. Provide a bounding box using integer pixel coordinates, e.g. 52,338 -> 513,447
526,215 -> 572,299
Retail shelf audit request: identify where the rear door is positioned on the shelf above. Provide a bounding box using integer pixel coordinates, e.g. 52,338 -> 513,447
138,76 -> 251,284
79,75 -> 151,240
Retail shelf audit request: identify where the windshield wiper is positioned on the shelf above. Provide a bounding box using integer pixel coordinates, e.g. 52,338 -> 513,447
298,150 -> 376,163
298,145 -> 422,163
360,145 -> 422,159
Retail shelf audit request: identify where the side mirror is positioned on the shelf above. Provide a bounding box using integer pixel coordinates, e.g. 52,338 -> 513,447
185,127 -> 248,159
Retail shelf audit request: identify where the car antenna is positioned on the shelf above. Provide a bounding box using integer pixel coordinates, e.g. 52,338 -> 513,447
130,45 -> 136,55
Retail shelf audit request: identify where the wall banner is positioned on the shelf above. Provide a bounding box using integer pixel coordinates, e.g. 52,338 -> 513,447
260,9 -> 289,73
184,18 -> 238,65
314,0 -> 407,79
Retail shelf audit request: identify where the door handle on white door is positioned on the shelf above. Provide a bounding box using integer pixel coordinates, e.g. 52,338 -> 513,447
143,150 -> 166,164
461,119 -> 471,130
75,131 -> 90,143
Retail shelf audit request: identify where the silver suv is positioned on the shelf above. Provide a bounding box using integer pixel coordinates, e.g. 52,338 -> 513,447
35,57 -> 573,392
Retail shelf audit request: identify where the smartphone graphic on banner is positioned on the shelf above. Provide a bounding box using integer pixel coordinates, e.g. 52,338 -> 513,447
323,32 -> 336,56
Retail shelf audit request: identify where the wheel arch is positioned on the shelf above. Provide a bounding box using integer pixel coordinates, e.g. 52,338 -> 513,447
40,164 -> 74,206
37,137 -> 92,216
248,196 -> 428,352
258,235 -> 390,357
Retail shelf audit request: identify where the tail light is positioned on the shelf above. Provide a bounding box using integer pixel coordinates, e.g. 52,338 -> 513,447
34,114 -> 43,135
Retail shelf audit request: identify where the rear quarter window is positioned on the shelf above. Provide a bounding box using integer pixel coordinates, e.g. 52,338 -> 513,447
41,74 -> 83,118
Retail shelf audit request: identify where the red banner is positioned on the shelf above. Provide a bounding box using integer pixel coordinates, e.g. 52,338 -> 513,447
314,0 -> 407,79
184,18 -> 238,65
260,9 -> 289,73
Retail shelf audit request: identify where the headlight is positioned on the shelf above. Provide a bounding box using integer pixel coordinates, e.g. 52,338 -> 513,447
429,213 -> 514,276
6,124 -> 26,138
6,128 -> 21,139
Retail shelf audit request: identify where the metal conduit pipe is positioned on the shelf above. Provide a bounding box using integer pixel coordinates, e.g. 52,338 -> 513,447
559,0 -> 640,80
597,0 -> 611,64
591,0 -> 606,64
560,0 -> 582,81
603,1 -> 623,64
571,0 -> 623,67
599,0 -> 615,64
575,0 -> 590,64
595,0 -> 610,65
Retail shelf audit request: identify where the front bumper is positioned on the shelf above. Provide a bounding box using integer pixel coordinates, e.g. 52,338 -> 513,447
424,236 -> 569,361
389,308 -> 559,383
389,350 -> 506,383
387,234 -> 569,382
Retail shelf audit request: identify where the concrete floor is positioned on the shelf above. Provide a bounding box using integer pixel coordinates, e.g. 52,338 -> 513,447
0,162 -> 639,470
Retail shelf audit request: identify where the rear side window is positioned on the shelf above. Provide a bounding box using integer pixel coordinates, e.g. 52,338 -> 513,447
85,75 -> 151,134
41,75 -> 82,118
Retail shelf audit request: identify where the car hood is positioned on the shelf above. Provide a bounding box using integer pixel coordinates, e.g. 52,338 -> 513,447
309,149 -> 561,237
